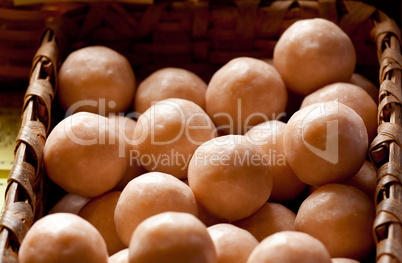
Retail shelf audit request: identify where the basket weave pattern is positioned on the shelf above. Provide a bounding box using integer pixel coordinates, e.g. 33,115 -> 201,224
0,1 -> 401,262
369,11 -> 402,263
0,0 -> 382,82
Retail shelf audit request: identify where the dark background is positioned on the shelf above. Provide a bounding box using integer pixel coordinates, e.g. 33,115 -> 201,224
363,0 -> 401,27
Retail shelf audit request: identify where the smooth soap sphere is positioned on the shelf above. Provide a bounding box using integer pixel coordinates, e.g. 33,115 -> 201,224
233,202 -> 296,242
43,112 -> 127,197
206,57 -> 287,134
245,120 -> 306,202
207,223 -> 259,263
108,113 -> 137,149
109,249 -> 129,263
128,212 -> 217,263
58,46 -> 135,115
133,98 -> 217,179
134,67 -> 207,113
49,193 -> 91,215
350,73 -> 378,103
301,82 -> 378,142
181,178 -> 227,227
273,18 -> 356,95
343,160 -> 377,199
197,201 -> 228,227
246,231 -> 332,263
283,101 -> 368,186
114,172 -> 198,246
108,114 -> 147,191
294,184 -> 375,260
19,213 -> 108,263
188,135 -> 273,222
78,191 -> 126,255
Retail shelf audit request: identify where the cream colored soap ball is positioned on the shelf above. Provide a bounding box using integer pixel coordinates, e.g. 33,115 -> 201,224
78,191 -> 126,255
301,82 -> 378,142
58,46 -> 135,114
128,212 -> 217,263
350,73 -> 378,103
114,172 -> 198,247
207,223 -> 258,263
134,67 -> 207,113
206,57 -> 287,134
133,98 -> 217,179
247,231 -> 332,263
188,135 -> 273,222
108,114 -> 147,191
273,18 -> 356,95
233,202 -> 296,242
43,112 -> 127,197
49,193 -> 91,215
294,184 -> 375,260
283,101 -> 368,186
19,213 -> 108,263
245,120 -> 306,202
343,160 -> 377,199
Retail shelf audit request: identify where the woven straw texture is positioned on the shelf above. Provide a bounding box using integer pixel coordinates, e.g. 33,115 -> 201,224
0,1 -> 401,263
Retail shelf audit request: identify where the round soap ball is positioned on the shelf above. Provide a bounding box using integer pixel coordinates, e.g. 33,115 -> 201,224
206,57 -> 287,135
58,46 -> 135,115
188,135 -> 273,222
133,98 -> 217,179
247,231 -> 332,263
19,213 -> 108,263
49,193 -> 91,215
273,18 -> 356,95
294,183 -> 375,260
283,101 -> 368,186
128,212 -> 217,263
349,73 -> 378,104
108,113 -> 137,148
343,160 -> 377,199
300,82 -> 378,142
109,249 -> 129,263
79,191 -> 126,255
196,201 -> 228,227
108,114 -> 147,191
114,172 -> 198,247
182,175 -> 226,229
207,223 -> 258,263
233,202 -> 296,242
43,112 -> 127,197
245,120 -> 306,202
134,67 -> 207,114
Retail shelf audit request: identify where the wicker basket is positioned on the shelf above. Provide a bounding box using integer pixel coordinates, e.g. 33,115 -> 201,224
0,1 -> 401,262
